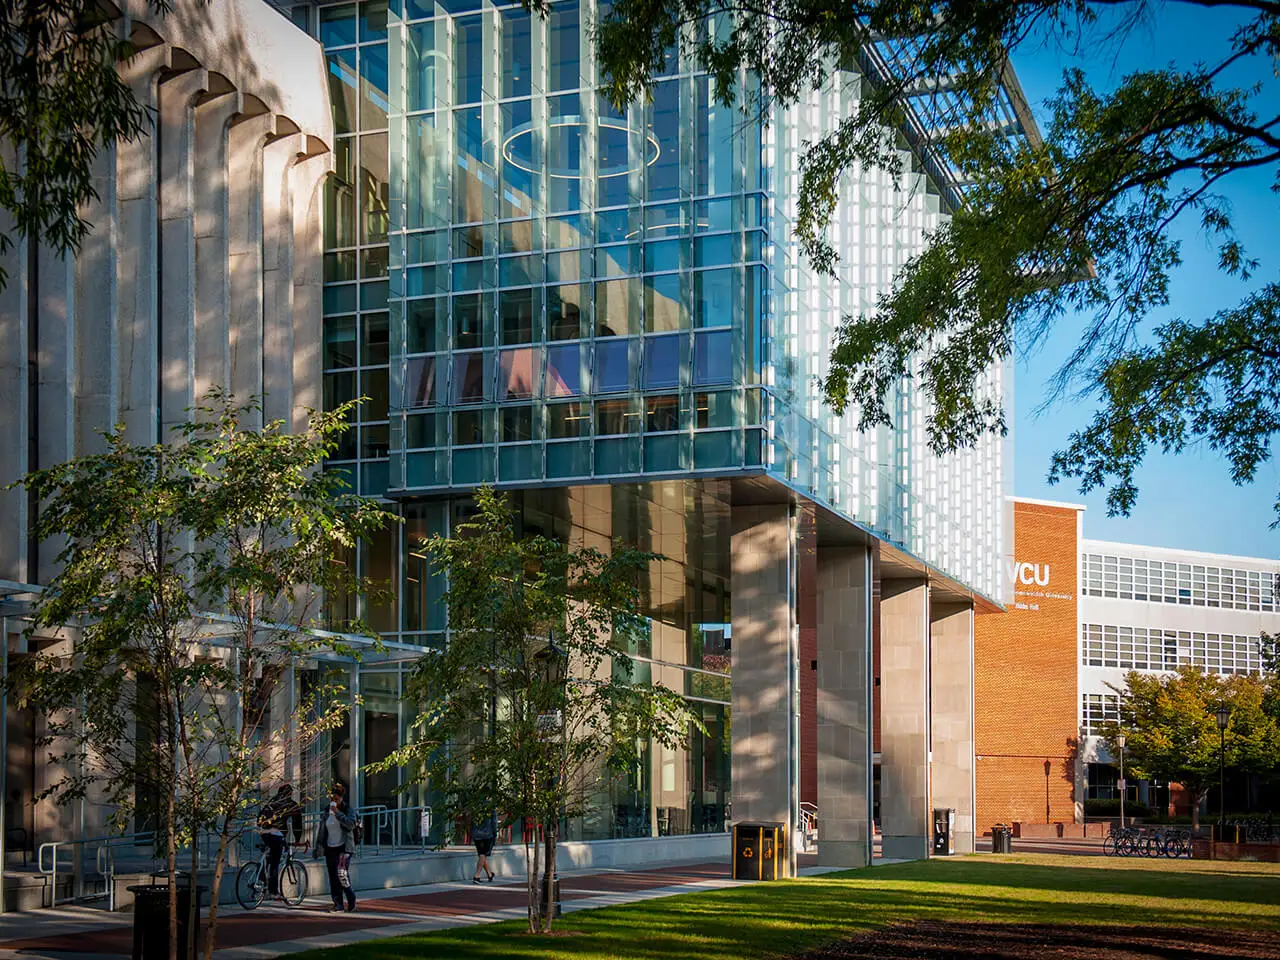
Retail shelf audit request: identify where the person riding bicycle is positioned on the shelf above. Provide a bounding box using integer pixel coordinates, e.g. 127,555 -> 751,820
257,784 -> 304,899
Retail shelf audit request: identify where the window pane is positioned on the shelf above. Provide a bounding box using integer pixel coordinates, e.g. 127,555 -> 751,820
407,298 -> 441,354
320,4 -> 357,47
325,315 -> 357,369
547,401 -> 589,438
643,334 -> 680,389
452,292 -> 492,348
501,98 -> 537,219
546,343 -> 582,396
694,268 -> 735,327
645,273 -> 682,332
500,288 -> 538,344
498,347 -> 540,400
455,107 -> 494,223
548,94 -> 581,212
501,8 -> 532,99
646,81 -> 680,202
361,312 -> 389,366
451,351 -> 491,403
325,251 -> 357,283
325,138 -> 356,247
594,339 -> 630,393
596,279 -> 636,336
453,409 -> 489,445
501,405 -> 534,442
454,16 -> 484,104
328,50 -> 358,136
549,1 -> 580,92
406,356 -> 438,407
595,398 -> 632,436
360,133 -> 389,243
548,284 -> 586,340
359,0 -> 387,41
406,21 -> 440,111
359,41 -> 388,130
646,395 -> 679,432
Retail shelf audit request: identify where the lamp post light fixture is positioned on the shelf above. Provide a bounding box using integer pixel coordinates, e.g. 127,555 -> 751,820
1216,703 -> 1230,835
1116,733 -> 1126,828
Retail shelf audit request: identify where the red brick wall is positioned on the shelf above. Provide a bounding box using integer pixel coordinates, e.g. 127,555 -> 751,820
975,501 -> 1081,834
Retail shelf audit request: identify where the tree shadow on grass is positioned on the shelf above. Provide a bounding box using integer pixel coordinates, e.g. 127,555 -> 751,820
287,878 -> 1280,960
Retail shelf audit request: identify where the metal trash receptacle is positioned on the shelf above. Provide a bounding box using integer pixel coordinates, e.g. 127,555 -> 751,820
933,808 -> 955,856
990,824 -> 1013,854
732,821 -> 788,880
129,881 -> 205,960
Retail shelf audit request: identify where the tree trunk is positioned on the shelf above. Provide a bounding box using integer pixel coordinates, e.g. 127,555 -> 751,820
542,827 -> 556,934
202,818 -> 233,960
166,777 -> 178,960
526,826 -> 539,934
188,807 -> 200,960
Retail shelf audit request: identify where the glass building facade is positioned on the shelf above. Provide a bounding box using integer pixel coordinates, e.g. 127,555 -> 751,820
284,0 -> 1010,838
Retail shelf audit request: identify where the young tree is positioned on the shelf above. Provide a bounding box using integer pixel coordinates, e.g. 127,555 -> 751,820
372,487 -> 698,934
595,0 -> 1280,521
0,1 -> 172,288
1102,667 -> 1279,829
4,394 -> 395,960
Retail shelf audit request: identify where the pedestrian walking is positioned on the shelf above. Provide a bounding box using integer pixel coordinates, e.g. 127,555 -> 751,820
471,814 -> 496,883
313,783 -> 358,912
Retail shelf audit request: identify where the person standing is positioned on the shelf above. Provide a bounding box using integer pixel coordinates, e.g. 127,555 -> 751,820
312,783 -> 358,912
257,785 -> 304,899
471,814 -> 496,884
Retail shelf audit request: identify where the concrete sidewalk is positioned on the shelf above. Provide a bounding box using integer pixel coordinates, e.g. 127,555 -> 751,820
0,859 -> 751,960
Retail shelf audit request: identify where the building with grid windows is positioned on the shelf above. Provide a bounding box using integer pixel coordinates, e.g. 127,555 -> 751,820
283,0 -> 1043,868
0,0 -> 1042,886
975,497 -> 1278,833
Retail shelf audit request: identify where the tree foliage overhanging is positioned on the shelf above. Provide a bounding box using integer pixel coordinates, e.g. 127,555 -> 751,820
593,0 -> 1280,520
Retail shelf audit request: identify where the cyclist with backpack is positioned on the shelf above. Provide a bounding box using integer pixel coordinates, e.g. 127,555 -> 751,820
257,785 -> 304,899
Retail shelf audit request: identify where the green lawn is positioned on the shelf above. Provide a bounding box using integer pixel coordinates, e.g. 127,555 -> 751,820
294,854 -> 1280,960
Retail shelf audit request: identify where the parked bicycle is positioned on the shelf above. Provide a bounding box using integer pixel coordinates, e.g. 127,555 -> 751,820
1103,825 -> 1191,859
236,841 -> 309,909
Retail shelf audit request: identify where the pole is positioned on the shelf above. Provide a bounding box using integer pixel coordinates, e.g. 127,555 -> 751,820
1219,725 -> 1226,834
1118,744 -> 1125,829
1044,760 -> 1050,825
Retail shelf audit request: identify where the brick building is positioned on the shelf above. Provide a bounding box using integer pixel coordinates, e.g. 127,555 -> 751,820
976,496 -> 1279,833
975,499 -> 1083,833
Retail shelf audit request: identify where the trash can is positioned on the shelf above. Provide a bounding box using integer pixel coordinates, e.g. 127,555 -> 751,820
128,881 -> 205,960
991,824 -> 1013,854
933,808 -> 955,856
732,821 -> 788,880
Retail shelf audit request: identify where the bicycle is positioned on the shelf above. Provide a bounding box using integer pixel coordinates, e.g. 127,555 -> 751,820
236,841 -> 309,909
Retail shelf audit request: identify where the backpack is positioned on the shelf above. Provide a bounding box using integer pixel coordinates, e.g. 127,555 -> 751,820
256,800 -> 280,831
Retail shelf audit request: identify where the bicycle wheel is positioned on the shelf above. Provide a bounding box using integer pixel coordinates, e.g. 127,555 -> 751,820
280,860 -> 308,907
1103,835 -> 1116,856
236,861 -> 267,910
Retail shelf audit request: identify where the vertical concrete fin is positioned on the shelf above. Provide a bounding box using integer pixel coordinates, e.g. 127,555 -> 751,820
261,132 -> 306,428
930,601 -> 976,853
0,170 -> 29,584
117,44 -> 172,447
75,143 -> 119,457
227,111 -> 275,424
157,67 -> 210,438
290,151 -> 332,434
730,504 -> 795,831
816,545 -> 873,866
879,576 -> 931,860
192,89 -> 243,410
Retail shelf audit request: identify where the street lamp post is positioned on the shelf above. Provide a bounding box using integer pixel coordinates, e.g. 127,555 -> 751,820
1116,734 -> 1126,828
1043,759 -> 1052,825
1216,703 -> 1230,839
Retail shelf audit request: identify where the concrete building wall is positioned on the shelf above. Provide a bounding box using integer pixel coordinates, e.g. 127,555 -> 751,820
930,601 -> 975,853
0,0 -> 333,587
879,577 -> 930,860
974,499 -> 1082,833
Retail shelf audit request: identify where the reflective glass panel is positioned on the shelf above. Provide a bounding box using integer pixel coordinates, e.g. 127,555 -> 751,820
547,401 -> 589,438
498,347 -> 540,400
500,8 -> 532,99
693,331 -> 733,385
645,273 -> 682,332
643,334 -> 680,390
327,49 -> 358,136
406,356 -> 438,407
454,16 -> 484,104
451,351 -> 491,404
546,343 -> 582,396
594,338 -> 630,393
596,279 -> 636,336
548,284 -> 586,340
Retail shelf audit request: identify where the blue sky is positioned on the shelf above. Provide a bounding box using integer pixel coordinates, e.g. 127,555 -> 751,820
1006,5 -> 1280,558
